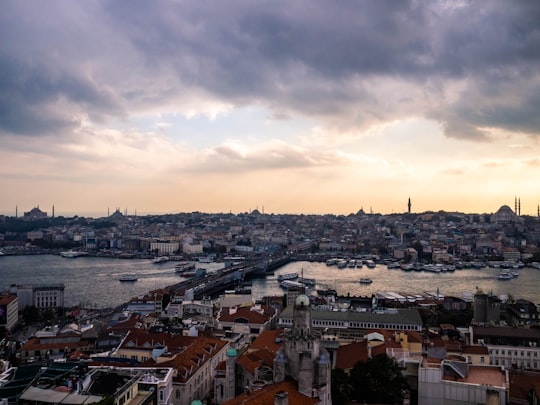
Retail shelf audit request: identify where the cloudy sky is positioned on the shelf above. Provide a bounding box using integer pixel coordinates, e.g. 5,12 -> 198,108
2,1 -> 540,217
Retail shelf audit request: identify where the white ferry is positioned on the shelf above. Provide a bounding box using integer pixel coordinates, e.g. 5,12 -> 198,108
60,251 -> 88,258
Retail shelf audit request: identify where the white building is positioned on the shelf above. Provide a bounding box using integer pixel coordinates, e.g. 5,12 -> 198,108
0,294 -> 18,332
9,284 -> 64,311
151,241 -> 180,255
182,242 -> 203,255
418,357 -> 508,405
487,345 -> 540,370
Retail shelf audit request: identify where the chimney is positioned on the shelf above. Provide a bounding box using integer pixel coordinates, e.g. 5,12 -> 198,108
274,391 -> 288,405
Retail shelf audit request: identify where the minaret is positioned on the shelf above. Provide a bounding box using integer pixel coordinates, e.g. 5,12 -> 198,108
518,198 -> 521,216
15,205 -> 18,218
52,205 -> 55,218
408,197 -> 411,214
515,197 -> 518,214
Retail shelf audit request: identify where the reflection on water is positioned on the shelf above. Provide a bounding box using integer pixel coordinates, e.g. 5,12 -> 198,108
0,255 -> 222,308
253,261 -> 540,304
1,255 -> 538,307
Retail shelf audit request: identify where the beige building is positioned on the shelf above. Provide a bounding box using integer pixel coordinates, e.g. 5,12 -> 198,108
113,329 -> 229,405
151,240 -> 180,255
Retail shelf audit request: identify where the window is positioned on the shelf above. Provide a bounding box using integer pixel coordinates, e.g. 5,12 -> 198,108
480,356 -> 485,364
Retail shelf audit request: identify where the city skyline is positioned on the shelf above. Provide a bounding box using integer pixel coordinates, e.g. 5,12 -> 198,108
2,2 -> 540,217
2,197 -> 535,219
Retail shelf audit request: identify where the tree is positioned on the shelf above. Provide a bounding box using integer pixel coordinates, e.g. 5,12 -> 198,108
349,354 -> 409,404
22,305 -> 40,324
331,368 -> 351,405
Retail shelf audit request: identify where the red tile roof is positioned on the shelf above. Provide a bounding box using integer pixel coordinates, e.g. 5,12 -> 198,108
221,379 -> 319,405
248,329 -> 284,355
219,306 -> 274,324
335,341 -> 369,370
237,349 -> 275,375
0,294 -> 17,306
509,371 -> 540,403
121,330 -> 227,384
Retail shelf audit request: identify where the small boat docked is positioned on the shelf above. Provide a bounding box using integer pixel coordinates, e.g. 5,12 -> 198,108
326,258 -> 338,266
153,256 -> 170,264
298,277 -> 316,286
277,273 -> 299,282
496,271 -> 513,280
175,261 -> 196,277
279,280 -> 305,289
359,278 -> 373,284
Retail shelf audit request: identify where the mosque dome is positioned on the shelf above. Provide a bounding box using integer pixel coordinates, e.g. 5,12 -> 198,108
295,294 -> 310,307
492,205 -> 517,223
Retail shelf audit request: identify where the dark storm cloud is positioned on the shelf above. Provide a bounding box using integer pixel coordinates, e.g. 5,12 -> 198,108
2,0 -> 540,139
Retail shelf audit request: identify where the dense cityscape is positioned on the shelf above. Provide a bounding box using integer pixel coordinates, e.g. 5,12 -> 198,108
4,0 -> 540,404
0,203 -> 540,404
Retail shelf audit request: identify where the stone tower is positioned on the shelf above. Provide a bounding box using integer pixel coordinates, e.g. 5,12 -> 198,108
225,347 -> 237,400
273,294 -> 332,404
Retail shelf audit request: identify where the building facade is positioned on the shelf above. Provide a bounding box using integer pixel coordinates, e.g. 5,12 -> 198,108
0,294 -> 18,331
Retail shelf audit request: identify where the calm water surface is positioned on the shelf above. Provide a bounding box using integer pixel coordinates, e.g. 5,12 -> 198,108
1,255 -> 539,307
254,261 -> 540,304
0,255 -> 221,308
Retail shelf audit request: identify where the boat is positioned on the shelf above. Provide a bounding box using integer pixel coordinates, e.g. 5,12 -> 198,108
365,260 -> 376,268
60,251 -> 88,258
337,260 -> 348,269
119,275 -> 138,282
152,256 -> 170,264
400,263 -> 414,272
198,255 -> 214,263
326,258 -> 338,266
175,261 -> 196,276
359,278 -> 373,284
298,277 -> 316,286
497,271 -> 513,280
279,280 -> 305,289
234,286 -> 252,295
277,273 -> 299,282
423,264 -> 442,273
348,259 -> 356,268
